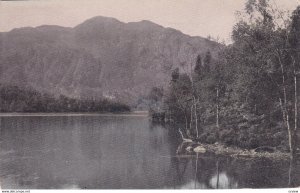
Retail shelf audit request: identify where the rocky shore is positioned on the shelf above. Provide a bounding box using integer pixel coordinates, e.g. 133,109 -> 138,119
177,141 -> 291,160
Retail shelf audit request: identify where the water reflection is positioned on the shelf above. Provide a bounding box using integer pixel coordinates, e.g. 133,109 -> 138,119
0,116 -> 299,189
210,172 -> 238,189
176,180 -> 207,189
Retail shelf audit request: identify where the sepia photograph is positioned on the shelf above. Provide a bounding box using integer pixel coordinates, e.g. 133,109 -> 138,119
0,0 -> 300,191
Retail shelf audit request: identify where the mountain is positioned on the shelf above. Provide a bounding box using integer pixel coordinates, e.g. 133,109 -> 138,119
0,16 -> 221,107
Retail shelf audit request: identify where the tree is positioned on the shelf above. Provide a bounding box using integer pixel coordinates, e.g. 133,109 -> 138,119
166,68 -> 193,130
287,6 -> 300,156
148,86 -> 164,114
203,51 -> 212,73
171,68 -> 180,82
163,0 -> 299,155
194,54 -> 202,75
230,0 -> 299,157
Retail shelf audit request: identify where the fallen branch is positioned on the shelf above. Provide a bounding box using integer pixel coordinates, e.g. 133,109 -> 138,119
178,128 -> 193,143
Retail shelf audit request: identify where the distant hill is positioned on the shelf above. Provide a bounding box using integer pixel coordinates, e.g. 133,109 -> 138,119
0,16 -> 221,108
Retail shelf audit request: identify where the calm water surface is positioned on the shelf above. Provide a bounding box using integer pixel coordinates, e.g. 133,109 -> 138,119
0,115 -> 299,189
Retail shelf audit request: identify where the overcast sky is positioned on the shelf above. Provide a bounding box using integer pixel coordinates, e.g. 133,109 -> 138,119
0,0 -> 299,43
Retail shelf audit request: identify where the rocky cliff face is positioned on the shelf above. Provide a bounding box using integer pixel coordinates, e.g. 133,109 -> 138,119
0,16 -> 221,106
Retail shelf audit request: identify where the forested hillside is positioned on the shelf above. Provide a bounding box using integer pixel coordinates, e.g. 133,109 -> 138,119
0,84 -> 130,113
159,1 -> 300,157
0,17 -> 220,107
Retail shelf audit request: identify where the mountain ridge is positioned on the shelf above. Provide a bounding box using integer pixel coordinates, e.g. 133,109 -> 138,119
0,16 -> 222,108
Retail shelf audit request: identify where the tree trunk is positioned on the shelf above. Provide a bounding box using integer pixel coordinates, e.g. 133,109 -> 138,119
216,87 -> 220,128
178,129 -> 193,143
278,52 -> 294,158
284,82 -> 294,158
185,114 -> 188,131
287,123 -> 294,157
194,97 -> 199,138
288,157 -> 296,187
190,104 -> 193,131
293,61 -> 298,157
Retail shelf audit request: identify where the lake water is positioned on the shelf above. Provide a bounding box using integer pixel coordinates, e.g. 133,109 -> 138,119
0,115 -> 299,189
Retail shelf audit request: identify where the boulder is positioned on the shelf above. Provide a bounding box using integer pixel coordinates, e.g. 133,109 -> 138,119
186,146 -> 193,152
254,146 -> 275,153
193,146 -> 206,153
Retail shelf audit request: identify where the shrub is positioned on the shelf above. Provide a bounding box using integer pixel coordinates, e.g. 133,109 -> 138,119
206,134 -> 217,144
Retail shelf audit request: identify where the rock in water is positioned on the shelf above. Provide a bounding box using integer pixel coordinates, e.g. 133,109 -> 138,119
186,146 -> 193,152
193,146 -> 206,153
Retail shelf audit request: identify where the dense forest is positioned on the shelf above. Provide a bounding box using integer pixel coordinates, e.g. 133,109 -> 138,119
151,0 -> 300,157
0,84 -> 130,113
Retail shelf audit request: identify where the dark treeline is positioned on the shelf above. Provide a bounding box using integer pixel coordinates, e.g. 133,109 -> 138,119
0,84 -> 130,113
153,0 -> 300,157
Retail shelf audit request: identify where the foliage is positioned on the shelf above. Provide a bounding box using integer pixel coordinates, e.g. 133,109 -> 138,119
0,84 -> 130,113
162,1 -> 300,152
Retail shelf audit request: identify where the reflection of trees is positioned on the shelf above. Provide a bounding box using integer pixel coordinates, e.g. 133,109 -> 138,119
78,116 -> 103,160
170,153 -> 239,189
216,160 -> 220,189
174,139 -> 241,189
225,157 -> 300,189
173,140 -> 238,189
194,153 -> 198,189
165,132 -> 300,189
173,156 -> 190,184
209,159 -> 238,189
198,156 -> 238,189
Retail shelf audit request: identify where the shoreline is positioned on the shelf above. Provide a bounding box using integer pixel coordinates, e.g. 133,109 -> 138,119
179,141 -> 291,160
0,112 -> 293,160
0,111 -> 149,117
